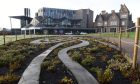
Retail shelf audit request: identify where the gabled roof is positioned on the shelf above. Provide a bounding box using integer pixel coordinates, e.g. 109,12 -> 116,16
95,12 -> 121,22
120,4 -> 129,13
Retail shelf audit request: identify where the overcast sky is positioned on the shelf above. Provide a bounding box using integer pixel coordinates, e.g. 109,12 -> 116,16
0,0 -> 139,28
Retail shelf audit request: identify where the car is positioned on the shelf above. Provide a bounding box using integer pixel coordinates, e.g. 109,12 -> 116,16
65,32 -> 73,35
80,32 -> 87,35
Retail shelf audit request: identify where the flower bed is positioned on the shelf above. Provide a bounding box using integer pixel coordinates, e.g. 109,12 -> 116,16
0,38 -> 56,84
68,38 -> 140,84
39,40 -> 81,84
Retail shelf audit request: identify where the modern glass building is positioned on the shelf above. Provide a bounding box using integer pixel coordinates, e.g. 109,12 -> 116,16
29,7 -> 94,28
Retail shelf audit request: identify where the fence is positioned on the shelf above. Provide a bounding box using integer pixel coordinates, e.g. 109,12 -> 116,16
0,34 -> 47,45
96,17 -> 140,69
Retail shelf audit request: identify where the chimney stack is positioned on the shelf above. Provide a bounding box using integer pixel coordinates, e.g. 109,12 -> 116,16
101,10 -> 106,15
111,10 -> 115,13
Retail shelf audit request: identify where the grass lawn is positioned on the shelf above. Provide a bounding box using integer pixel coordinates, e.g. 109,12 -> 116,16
0,35 -> 46,45
87,32 -> 136,40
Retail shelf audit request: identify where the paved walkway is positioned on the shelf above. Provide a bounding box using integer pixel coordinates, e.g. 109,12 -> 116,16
30,38 -> 61,45
18,42 -> 64,84
58,40 -> 99,84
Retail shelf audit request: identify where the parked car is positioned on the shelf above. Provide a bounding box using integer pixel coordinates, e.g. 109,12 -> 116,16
80,32 -> 87,35
65,32 -> 73,35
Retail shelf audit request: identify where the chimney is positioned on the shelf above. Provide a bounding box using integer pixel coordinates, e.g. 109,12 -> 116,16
111,10 -> 115,13
35,13 -> 38,17
101,10 -> 106,15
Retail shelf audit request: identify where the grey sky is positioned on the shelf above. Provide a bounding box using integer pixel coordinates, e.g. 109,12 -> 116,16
0,0 -> 139,28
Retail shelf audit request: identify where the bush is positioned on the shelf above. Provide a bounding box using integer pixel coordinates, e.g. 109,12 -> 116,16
132,79 -> 140,84
71,51 -> 81,63
60,76 -> 74,84
41,60 -> 51,69
47,65 -> 57,72
81,56 -> 96,67
106,47 -> 113,52
91,47 -> 99,52
91,67 -> 114,83
9,61 -> 21,72
0,73 -> 20,83
39,43 -> 46,50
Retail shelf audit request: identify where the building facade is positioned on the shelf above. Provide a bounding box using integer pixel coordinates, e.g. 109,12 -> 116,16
30,7 -> 93,28
95,4 -> 134,33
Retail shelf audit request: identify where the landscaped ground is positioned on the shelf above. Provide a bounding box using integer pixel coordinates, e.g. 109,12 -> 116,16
0,36 -> 140,84
68,38 -> 140,84
0,37 -> 57,84
39,40 -> 81,84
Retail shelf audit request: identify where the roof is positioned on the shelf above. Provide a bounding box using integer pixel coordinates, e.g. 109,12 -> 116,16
9,16 -> 32,20
95,12 -> 120,22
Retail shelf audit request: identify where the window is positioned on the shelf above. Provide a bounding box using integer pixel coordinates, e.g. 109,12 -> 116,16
121,14 -> 127,18
122,21 -> 125,25
110,21 -> 117,26
97,22 -> 103,26
104,22 -> 107,26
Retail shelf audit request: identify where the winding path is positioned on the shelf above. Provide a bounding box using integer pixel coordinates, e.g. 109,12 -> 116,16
18,42 -> 64,84
58,40 -> 99,84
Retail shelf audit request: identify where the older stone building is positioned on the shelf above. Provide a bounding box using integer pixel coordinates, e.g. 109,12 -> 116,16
95,4 -> 134,33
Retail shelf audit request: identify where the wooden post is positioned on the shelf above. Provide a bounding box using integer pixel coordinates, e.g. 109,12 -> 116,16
132,17 -> 140,69
24,30 -> 25,39
119,27 -> 122,51
3,28 -> 5,45
15,30 -> 17,41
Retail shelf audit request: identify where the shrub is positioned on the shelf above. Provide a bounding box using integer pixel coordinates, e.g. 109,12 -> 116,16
0,73 -> 20,83
132,79 -> 140,84
91,47 -> 99,52
41,60 -> 51,69
81,56 -> 96,67
60,76 -> 74,84
9,61 -> 21,72
71,51 -> 81,63
113,54 -> 126,62
0,59 -> 8,67
91,67 -> 114,83
90,67 -> 101,73
39,43 -> 46,50
47,65 -> 56,72
97,68 -> 114,83
106,47 -> 113,52
100,55 -> 108,62
103,68 -> 114,83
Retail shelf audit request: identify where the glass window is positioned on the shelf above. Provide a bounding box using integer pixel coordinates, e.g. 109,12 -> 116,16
110,21 -> 117,26
122,21 -> 125,25
97,23 -> 103,26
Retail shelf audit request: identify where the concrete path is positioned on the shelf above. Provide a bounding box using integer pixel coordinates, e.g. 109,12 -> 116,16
58,40 -> 99,84
18,42 -> 64,84
30,38 -> 61,45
